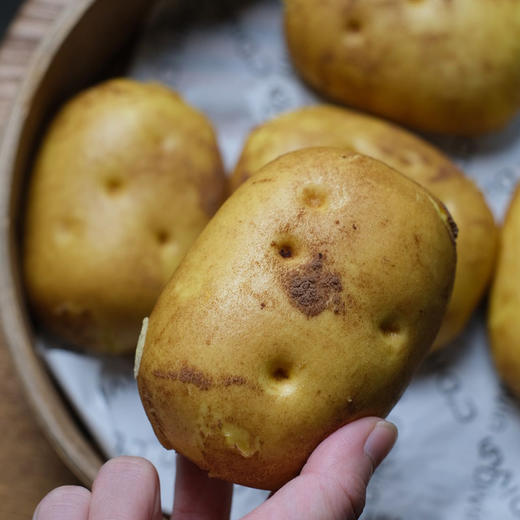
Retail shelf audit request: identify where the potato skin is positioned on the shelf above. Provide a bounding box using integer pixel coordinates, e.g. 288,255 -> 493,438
137,148 -> 456,490
489,185 -> 520,399
284,0 -> 520,135
231,105 -> 496,349
23,78 -> 226,354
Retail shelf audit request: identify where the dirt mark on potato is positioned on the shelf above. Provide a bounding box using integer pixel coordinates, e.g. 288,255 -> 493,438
153,364 -> 213,390
282,254 -> 344,317
152,364 -> 261,392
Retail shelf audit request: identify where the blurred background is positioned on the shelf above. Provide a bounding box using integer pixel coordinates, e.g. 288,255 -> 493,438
0,0 -> 22,37
0,4 -> 82,520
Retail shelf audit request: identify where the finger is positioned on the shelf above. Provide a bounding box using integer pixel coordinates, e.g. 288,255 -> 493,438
244,417 -> 397,520
88,456 -> 162,520
33,485 -> 90,520
172,454 -> 233,520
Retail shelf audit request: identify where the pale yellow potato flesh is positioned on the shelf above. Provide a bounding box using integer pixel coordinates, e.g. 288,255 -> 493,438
489,185 -> 520,399
23,78 -> 226,355
137,148 -> 456,490
231,105 -> 496,349
284,0 -> 520,135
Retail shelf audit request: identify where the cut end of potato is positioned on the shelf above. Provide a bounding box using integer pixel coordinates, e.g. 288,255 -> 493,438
134,317 -> 149,379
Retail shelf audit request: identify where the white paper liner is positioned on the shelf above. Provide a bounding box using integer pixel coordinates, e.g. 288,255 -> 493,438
38,0 -> 520,517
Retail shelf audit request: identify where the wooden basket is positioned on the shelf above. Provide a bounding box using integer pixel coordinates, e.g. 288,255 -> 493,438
0,0 -> 154,487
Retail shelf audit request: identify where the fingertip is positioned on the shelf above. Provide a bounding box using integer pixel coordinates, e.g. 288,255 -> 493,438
33,485 -> 90,520
90,456 -> 161,520
245,417 -> 397,520
304,416 -> 384,474
363,420 -> 398,471
94,455 -> 159,488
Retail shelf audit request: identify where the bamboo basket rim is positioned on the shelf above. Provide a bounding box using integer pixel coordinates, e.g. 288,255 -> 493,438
0,0 -> 152,487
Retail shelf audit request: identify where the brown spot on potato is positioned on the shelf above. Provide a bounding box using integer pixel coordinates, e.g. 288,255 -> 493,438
251,178 -> 274,185
153,364 -> 213,391
301,185 -> 327,208
282,254 -> 343,317
222,375 -> 248,387
179,365 -> 213,390
152,366 -> 262,393
332,294 -> 345,315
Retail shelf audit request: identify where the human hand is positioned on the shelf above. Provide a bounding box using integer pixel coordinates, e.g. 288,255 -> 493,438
33,416 -> 397,520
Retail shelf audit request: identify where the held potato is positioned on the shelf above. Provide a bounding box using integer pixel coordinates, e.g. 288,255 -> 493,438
489,185 -> 520,399
136,148 -> 457,490
231,105 -> 496,349
23,78 -> 226,355
284,0 -> 520,134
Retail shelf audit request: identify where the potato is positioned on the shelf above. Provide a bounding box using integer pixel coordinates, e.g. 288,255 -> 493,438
23,78 -> 226,355
489,185 -> 520,399
231,105 -> 496,349
284,0 -> 520,134
136,148 -> 456,489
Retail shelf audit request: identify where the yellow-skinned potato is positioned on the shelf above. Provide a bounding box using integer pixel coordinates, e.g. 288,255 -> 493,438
23,78 -> 226,355
284,0 -> 520,135
231,105 -> 496,349
137,148 -> 456,490
489,185 -> 520,399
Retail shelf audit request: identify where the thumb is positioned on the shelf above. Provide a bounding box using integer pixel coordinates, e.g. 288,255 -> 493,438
244,417 -> 397,520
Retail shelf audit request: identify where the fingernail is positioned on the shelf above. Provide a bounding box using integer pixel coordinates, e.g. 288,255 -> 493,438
364,420 -> 398,470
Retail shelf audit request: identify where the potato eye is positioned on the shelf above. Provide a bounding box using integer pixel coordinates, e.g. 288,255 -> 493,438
272,366 -> 290,381
272,237 -> 298,259
345,18 -> 362,33
105,177 -> 124,194
379,317 -> 408,353
266,357 -> 294,385
279,246 -> 292,258
155,229 -> 170,245
380,321 -> 400,336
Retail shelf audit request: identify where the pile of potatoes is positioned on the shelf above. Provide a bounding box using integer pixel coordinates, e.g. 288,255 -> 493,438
22,0 -> 520,491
